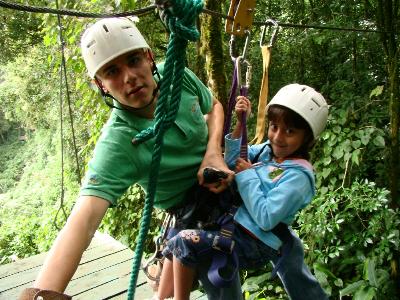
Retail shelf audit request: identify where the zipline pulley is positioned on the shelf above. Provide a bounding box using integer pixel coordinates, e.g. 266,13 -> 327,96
225,0 -> 256,36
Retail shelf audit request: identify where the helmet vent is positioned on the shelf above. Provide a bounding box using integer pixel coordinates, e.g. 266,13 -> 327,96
311,97 -> 321,107
122,25 -> 132,30
102,25 -> 109,33
86,40 -> 96,48
301,87 -> 307,92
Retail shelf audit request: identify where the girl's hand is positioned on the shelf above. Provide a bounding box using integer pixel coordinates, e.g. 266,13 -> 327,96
235,96 -> 251,122
235,157 -> 252,173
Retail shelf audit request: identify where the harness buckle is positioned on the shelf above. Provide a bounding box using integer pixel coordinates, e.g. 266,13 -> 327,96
212,234 -> 235,254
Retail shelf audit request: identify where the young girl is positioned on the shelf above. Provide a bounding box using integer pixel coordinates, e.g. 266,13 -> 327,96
156,83 -> 329,300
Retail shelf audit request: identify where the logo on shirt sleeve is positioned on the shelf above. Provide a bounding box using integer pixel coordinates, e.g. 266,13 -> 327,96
88,174 -> 99,185
268,166 -> 284,181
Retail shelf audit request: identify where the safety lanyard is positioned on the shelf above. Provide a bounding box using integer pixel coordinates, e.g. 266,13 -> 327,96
250,19 -> 279,144
222,32 -> 252,160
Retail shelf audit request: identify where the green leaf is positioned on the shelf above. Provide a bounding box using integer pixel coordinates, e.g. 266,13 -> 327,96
369,85 -> 384,98
352,140 -> 361,149
323,156 -> 332,166
322,168 -> 331,179
333,146 -> 344,160
360,133 -> 370,145
354,286 -> 376,300
373,135 -> 385,147
339,280 -> 365,297
352,149 -> 361,165
333,126 -> 341,134
334,278 -> 343,287
364,258 -> 378,287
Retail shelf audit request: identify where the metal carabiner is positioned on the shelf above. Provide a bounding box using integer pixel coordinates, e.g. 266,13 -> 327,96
260,19 -> 279,47
141,213 -> 172,281
241,30 -> 251,62
141,235 -> 164,282
230,30 -> 251,61
236,56 -> 252,91
243,59 -> 252,89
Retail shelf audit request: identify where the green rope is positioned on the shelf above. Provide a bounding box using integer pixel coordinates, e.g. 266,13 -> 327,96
127,1 -> 203,299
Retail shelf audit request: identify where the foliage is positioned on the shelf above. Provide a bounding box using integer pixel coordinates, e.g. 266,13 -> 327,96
0,138 -> 26,193
0,129 -> 79,264
0,6 -> 43,64
100,184 -> 162,253
0,45 -> 60,129
312,106 -> 387,193
241,269 -> 287,300
297,180 -> 399,299
0,1 -> 399,299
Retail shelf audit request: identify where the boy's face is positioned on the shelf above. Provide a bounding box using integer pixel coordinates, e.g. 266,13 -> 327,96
268,119 -> 305,159
96,49 -> 157,114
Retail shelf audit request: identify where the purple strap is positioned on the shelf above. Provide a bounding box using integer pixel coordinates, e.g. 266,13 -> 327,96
207,205 -> 239,287
239,86 -> 248,159
222,58 -> 239,147
208,249 -> 239,287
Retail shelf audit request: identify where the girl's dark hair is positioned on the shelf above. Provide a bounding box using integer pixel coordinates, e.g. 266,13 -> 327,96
267,104 -> 314,160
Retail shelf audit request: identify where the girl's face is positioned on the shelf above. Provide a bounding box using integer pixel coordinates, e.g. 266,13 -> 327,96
267,119 -> 306,159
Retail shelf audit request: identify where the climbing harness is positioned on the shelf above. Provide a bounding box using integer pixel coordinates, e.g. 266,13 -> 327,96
250,19 -> 279,144
206,145 -> 295,287
127,1 -> 203,299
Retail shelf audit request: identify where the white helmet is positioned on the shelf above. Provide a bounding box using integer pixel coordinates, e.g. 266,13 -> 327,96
81,17 -> 150,78
267,83 -> 329,140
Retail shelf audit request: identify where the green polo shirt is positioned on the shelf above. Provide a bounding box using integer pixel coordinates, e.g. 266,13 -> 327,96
80,64 -> 213,209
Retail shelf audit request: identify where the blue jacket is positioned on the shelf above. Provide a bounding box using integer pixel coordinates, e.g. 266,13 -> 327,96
224,135 -> 316,250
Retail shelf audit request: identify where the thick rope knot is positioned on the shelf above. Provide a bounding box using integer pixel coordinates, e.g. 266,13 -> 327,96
161,0 -> 203,40
167,17 -> 200,41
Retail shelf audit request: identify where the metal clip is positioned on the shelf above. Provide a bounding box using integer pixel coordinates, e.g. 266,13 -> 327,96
230,30 -> 251,61
225,0 -> 256,36
260,18 -> 279,47
141,213 -> 172,281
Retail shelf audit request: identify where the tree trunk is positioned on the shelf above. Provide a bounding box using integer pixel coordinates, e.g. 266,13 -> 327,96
199,0 -> 228,110
376,0 -> 399,208
376,1 -> 399,296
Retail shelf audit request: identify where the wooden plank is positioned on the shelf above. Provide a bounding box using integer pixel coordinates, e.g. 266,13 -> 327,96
0,248 -> 133,292
0,231 -> 205,300
0,243 -> 128,292
0,232 -> 109,279
0,232 -> 135,299
72,268 -> 150,299
66,257 -> 134,296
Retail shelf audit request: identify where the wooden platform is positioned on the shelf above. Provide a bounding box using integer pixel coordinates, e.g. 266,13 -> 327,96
0,232 -> 204,300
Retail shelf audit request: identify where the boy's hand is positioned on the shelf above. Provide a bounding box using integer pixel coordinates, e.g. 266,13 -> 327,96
235,96 -> 251,122
19,288 -> 71,300
197,152 -> 234,193
202,169 -> 234,193
235,157 -> 252,173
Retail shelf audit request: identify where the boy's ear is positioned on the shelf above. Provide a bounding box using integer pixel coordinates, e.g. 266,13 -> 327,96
146,49 -> 155,61
93,78 -> 108,93
146,50 -> 156,71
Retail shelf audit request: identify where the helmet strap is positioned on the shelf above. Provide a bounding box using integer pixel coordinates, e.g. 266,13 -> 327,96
94,77 -> 160,113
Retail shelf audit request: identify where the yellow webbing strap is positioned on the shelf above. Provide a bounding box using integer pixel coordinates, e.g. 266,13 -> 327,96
250,45 -> 271,144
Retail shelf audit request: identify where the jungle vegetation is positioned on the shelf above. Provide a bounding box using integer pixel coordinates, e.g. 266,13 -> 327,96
0,0 -> 399,299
